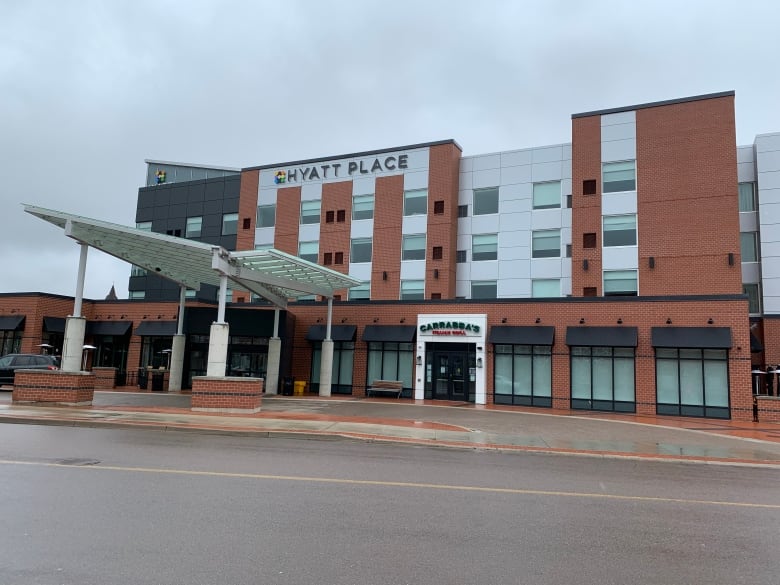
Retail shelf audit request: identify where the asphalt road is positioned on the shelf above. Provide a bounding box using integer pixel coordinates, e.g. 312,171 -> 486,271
0,425 -> 779,585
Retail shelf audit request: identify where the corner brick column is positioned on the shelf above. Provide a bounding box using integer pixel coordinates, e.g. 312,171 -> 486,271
13,370 -> 95,406
191,376 -> 263,413
92,367 -> 117,390
755,396 -> 780,423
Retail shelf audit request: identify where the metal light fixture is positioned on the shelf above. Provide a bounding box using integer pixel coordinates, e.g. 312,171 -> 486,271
617,318 -> 623,324
476,357 -> 483,368
535,318 -> 541,324
501,317 -> 507,323
666,318 -> 672,324
579,318 -> 585,324
416,355 -> 422,365
708,318 -> 714,324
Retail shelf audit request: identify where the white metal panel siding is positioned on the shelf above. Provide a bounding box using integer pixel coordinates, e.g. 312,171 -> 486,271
602,246 -> 639,271
757,133 -> 780,312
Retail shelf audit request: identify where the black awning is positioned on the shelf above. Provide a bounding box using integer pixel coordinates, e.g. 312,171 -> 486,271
566,326 -> 638,347
488,326 -> 555,345
134,321 -> 178,337
751,332 -> 764,353
43,316 -> 65,333
0,315 -> 25,331
306,325 -> 357,342
651,327 -> 732,349
362,325 -> 417,343
87,321 -> 133,336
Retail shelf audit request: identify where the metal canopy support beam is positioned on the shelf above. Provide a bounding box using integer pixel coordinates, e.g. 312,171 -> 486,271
319,298 -> 334,397
73,242 -> 88,318
62,240 -> 89,373
169,285 -> 187,392
266,308 -> 281,395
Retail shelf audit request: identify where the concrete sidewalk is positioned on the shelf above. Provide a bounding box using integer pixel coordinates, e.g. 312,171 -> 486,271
1,391 -> 780,466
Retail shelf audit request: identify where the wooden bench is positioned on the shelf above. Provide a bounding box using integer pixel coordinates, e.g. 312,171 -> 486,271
366,380 -> 404,399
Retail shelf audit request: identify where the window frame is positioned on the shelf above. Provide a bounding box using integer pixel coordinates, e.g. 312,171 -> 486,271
472,233 -> 498,261
403,189 -> 428,216
350,238 -> 373,264
298,240 -> 318,263
655,348 -> 730,419
603,269 -> 638,297
402,234 -> 426,261
532,229 -> 561,259
603,214 -> 637,247
471,280 -> 497,299
352,194 -> 375,220
532,181 -> 561,210
738,182 -> 756,212
185,216 -> 202,238
570,346 -> 636,412
740,232 -> 759,263
221,213 -> 238,236
400,280 -> 424,300
300,200 -> 321,225
494,344 -> 552,407
473,187 -> 499,216
256,204 -> 276,228
602,160 -> 636,193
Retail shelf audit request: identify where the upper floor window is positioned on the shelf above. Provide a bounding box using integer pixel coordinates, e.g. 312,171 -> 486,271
402,234 -> 426,261
739,182 -> 756,212
603,160 -> 636,193
352,194 -> 375,220
350,238 -> 373,263
472,234 -> 498,261
404,189 -> 427,216
136,222 -> 152,231
603,214 -> 637,247
400,280 -> 424,300
221,213 -> 238,236
743,283 -> 761,314
185,216 -> 202,238
298,241 -> 318,263
741,232 -> 759,262
300,200 -> 321,224
603,269 -> 638,296
471,280 -> 497,299
129,290 -> 146,300
533,181 -> 561,209
532,279 -> 560,298
473,187 -> 499,215
532,229 -> 560,258
257,204 -> 276,228
349,282 -> 370,300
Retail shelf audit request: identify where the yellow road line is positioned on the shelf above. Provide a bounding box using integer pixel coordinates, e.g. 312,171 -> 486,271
1,459 -> 778,509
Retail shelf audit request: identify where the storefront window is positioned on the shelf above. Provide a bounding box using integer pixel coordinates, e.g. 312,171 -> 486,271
655,348 -> 729,418
570,346 -> 635,412
311,342 -> 354,394
366,342 -> 414,396
494,344 -> 551,407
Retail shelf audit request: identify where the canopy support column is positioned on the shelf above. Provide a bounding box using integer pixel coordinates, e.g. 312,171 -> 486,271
168,286 -> 186,392
319,298 -> 334,397
62,243 -> 89,373
207,275 -> 230,377
265,309 -> 281,395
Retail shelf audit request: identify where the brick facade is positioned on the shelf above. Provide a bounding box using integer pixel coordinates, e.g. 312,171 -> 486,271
191,376 -> 263,412
13,370 -> 95,405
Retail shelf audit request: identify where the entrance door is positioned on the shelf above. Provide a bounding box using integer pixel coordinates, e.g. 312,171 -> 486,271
433,351 -> 469,401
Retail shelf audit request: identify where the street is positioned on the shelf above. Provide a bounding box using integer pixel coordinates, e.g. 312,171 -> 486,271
0,424 -> 778,585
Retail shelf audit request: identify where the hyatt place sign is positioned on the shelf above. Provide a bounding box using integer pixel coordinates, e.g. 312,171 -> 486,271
275,154 -> 409,184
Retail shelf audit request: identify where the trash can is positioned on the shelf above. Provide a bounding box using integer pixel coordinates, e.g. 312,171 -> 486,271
281,376 -> 294,396
151,371 -> 165,392
294,380 -> 307,396
138,368 -> 148,390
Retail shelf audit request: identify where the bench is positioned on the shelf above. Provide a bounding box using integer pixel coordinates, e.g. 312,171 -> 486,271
366,380 -> 404,399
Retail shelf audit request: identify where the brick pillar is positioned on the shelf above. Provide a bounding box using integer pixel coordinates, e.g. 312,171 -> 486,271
92,367 -> 117,390
191,376 -> 263,413
13,370 -> 95,406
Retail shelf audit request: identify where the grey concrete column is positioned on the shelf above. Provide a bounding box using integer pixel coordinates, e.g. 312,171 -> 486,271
318,339 -> 334,397
206,322 -> 230,377
61,316 -> 86,373
265,338 -> 281,395
168,334 -> 186,391
72,243 -> 88,318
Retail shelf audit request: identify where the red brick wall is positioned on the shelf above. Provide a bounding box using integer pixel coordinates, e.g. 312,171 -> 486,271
274,185 -> 302,255
320,181 -> 353,298
13,370 -> 94,404
571,116 -> 603,296
762,319 -> 780,367
371,175 -> 404,300
427,143 -> 462,299
756,397 -> 780,423
191,376 -> 263,411
236,169 -> 259,252
636,95 -> 741,295
92,367 -> 116,389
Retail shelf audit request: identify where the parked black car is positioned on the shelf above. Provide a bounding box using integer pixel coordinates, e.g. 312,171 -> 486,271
0,354 -> 60,386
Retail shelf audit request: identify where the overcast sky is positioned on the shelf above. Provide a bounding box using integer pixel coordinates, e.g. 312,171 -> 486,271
2,0 -> 779,300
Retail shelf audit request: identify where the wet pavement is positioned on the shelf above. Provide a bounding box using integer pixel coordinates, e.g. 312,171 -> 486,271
1,390 -> 780,465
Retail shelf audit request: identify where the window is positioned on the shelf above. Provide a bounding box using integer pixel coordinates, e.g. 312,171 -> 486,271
404,189 -> 427,216
744,283 -> 761,314
222,213 -> 238,236
656,348 -> 729,418
335,252 -> 343,265
603,270 -> 638,296
532,230 -> 560,258
325,210 -> 335,223
402,234 -> 426,260
254,244 -> 272,251
739,182 -> 756,212
130,266 -> 146,277
129,290 -> 145,299
741,232 -> 759,262
472,234 -> 498,261
352,194 -> 374,220
400,280 -> 424,300
532,279 -> 560,298
566,195 -> 572,208
311,341 -> 354,395
583,179 -> 597,195
434,200 -> 445,215
185,216 -> 202,238
432,246 -> 443,260
571,346 -> 636,412
583,233 -> 597,248
471,280 -> 497,299
136,221 -> 152,231
298,241 -> 318,263
603,215 -> 637,247
256,205 -> 276,228
185,289 -> 197,299
337,209 -> 346,222
456,250 -> 467,263
350,238 -> 372,263
300,200 -> 321,224
458,205 -> 468,218
566,244 -> 572,257
494,344 -> 552,407
603,160 -> 636,193
349,282 -> 370,300
473,187 -> 499,215
533,182 -> 561,209
367,342 -> 414,396
323,252 -> 333,266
